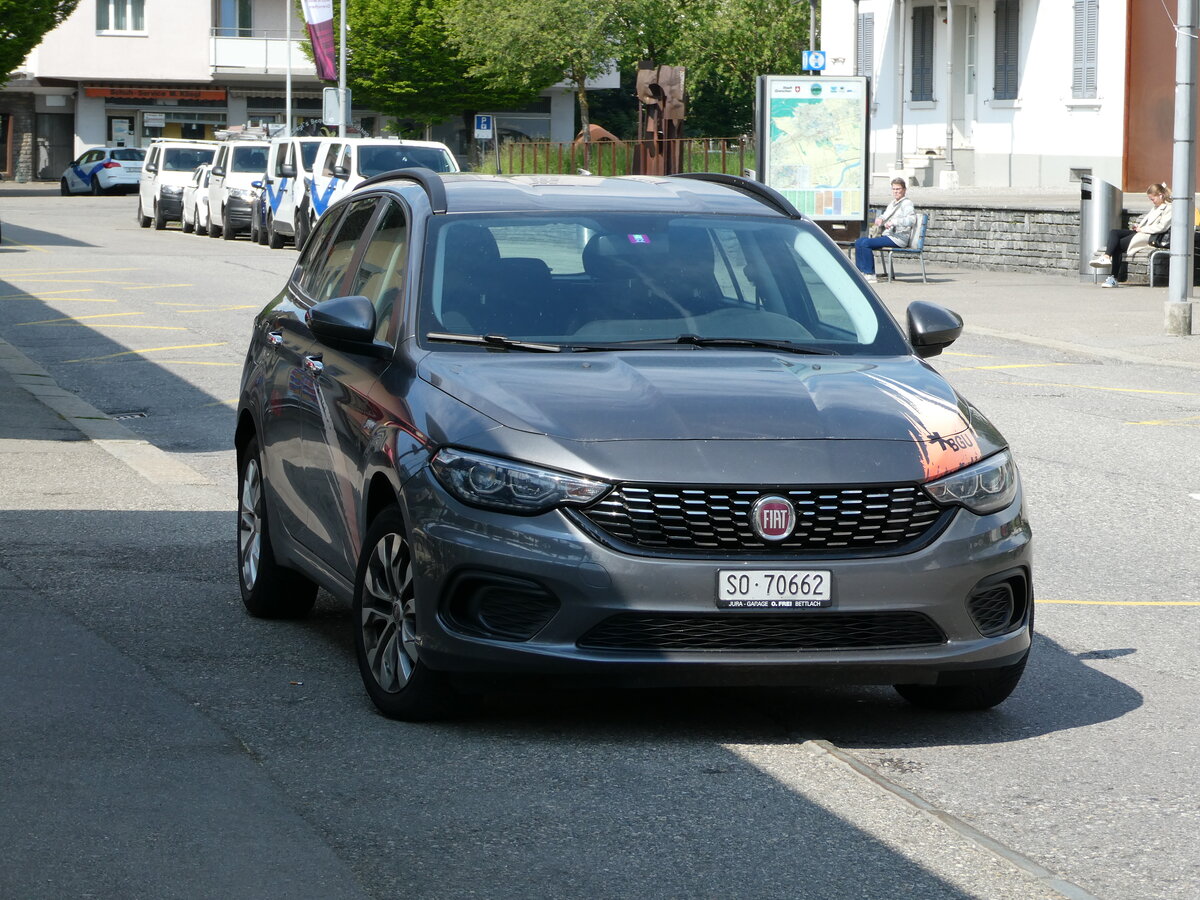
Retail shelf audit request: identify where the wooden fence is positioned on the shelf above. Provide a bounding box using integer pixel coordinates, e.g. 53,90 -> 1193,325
474,138 -> 757,177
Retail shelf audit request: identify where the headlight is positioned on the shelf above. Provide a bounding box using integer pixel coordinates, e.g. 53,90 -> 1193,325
160,185 -> 183,196
229,188 -> 251,200
431,448 -> 610,514
925,450 -> 1019,515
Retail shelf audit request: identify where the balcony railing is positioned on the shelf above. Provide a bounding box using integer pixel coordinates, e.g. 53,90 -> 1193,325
210,29 -> 316,75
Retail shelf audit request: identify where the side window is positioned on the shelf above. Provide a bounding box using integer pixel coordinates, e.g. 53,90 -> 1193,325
298,198 -> 380,304
348,200 -> 409,342
911,5 -> 934,102
321,144 -> 341,177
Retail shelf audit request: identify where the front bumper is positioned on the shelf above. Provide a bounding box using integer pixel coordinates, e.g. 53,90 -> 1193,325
402,469 -> 1034,686
223,197 -> 253,230
157,192 -> 184,219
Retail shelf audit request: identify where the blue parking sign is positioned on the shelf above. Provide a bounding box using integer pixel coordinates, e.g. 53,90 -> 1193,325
802,50 -> 827,72
474,114 -> 494,139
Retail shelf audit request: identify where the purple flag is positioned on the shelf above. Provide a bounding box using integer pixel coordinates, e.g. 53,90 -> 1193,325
300,0 -> 336,81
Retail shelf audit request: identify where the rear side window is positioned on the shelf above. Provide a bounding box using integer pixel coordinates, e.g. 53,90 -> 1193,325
112,148 -> 145,162
296,197 -> 380,304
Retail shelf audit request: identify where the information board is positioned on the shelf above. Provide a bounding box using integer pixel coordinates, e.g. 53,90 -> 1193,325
755,75 -> 869,223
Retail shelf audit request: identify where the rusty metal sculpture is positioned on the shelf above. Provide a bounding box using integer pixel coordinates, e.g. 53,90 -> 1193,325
633,62 -> 687,176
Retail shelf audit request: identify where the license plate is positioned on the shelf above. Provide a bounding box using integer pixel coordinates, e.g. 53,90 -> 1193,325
717,570 -> 832,609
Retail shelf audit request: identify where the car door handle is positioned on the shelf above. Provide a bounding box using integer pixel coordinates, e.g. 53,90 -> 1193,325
266,330 -> 284,347
304,354 -> 324,374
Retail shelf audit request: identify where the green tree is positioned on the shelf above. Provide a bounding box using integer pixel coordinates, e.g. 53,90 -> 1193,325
0,1 -> 80,82
676,0 -> 812,136
445,0 -> 623,144
346,0 -> 543,143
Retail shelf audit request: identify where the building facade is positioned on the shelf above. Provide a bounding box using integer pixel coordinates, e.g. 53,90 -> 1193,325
821,0 -> 1181,191
1,0 -> 599,181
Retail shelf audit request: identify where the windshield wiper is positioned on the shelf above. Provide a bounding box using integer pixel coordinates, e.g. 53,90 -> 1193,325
426,332 -> 564,353
671,334 -> 836,355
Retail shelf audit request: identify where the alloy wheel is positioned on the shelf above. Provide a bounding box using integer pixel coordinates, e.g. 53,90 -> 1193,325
359,531 -> 418,693
238,457 -> 263,589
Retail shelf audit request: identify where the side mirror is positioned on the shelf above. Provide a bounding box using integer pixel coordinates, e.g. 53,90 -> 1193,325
146,163 -> 158,173
306,295 -> 392,358
212,166 -> 226,177
251,180 -> 263,189
332,164 -> 350,179
280,162 -> 296,178
907,301 -> 963,358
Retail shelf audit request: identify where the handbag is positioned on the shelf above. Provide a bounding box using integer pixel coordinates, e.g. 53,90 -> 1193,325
1149,230 -> 1171,249
868,223 -> 883,238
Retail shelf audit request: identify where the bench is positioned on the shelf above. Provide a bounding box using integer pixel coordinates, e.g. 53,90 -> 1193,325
876,213 -> 930,283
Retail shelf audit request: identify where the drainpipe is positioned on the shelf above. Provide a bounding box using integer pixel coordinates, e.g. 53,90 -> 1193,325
944,2 -> 954,173
895,0 -> 906,171
853,0 -> 861,75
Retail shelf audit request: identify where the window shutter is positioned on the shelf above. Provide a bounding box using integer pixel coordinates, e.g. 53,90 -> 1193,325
858,13 -> 875,78
994,0 -> 1020,100
912,6 -> 934,102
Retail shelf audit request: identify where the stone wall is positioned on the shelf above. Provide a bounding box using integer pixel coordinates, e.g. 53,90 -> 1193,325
918,205 -> 1081,275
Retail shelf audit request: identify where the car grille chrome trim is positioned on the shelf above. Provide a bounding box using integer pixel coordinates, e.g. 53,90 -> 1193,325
579,483 -> 947,555
577,612 -> 946,651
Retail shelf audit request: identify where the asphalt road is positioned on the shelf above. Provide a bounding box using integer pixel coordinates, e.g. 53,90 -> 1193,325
0,186 -> 1196,900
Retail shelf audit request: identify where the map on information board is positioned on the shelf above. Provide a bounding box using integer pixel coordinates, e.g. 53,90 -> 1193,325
756,75 -> 869,222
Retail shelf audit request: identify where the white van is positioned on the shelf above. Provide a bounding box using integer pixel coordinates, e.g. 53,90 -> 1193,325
259,136 -> 338,249
303,137 -> 459,233
207,140 -> 269,240
137,139 -> 219,229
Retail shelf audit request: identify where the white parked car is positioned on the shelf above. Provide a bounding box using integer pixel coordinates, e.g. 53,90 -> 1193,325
260,136 -> 338,250
207,140 -> 269,240
182,164 -> 213,235
302,138 -> 458,235
60,147 -> 145,195
136,139 -> 218,230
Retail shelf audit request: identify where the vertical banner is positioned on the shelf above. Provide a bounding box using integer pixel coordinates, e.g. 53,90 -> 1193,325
755,75 -> 869,223
300,0 -> 336,81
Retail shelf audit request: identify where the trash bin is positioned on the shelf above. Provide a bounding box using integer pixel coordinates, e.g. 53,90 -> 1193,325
1079,175 -> 1123,281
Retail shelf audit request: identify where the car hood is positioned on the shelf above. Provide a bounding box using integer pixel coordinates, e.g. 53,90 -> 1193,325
419,351 -> 989,479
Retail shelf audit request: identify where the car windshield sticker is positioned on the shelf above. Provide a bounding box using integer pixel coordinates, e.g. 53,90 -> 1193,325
627,234 -> 651,244
864,372 -> 982,479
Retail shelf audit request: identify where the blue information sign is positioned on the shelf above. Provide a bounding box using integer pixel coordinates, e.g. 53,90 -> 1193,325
802,50 -> 827,72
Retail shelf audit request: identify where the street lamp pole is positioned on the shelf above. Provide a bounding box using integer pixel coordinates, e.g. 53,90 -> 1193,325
1166,0 -> 1198,334
338,0 -> 347,138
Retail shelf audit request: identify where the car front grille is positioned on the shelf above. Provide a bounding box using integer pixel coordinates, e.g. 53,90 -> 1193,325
578,483 -> 947,555
577,612 -> 946,652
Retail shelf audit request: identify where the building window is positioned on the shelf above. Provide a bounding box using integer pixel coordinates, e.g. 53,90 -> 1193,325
1072,0 -> 1098,99
217,0 -> 254,37
994,0 -> 1020,100
857,12 -> 875,77
911,6 -> 934,102
97,0 -> 146,32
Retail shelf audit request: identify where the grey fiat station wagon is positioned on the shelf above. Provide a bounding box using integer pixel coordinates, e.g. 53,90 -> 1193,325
235,170 -> 1033,720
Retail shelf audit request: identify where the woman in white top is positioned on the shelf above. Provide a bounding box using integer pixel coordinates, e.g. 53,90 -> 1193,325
854,178 -> 917,283
1090,183 -> 1172,287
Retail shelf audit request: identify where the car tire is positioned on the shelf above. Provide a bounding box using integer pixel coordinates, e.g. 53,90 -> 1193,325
208,216 -> 221,238
136,199 -> 151,228
222,209 -> 236,240
237,436 -> 318,619
153,199 -> 168,230
353,506 -> 458,721
182,208 -> 195,234
894,611 -> 1033,711
294,205 -> 310,250
91,177 -> 103,196
249,211 -> 260,244
60,178 -> 72,196
268,218 -> 285,250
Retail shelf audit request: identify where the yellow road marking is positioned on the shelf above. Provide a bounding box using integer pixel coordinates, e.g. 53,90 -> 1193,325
0,289 -> 96,299
0,240 -> 49,253
5,267 -> 142,277
159,360 -> 241,367
65,341 -> 227,363
965,363 -> 1075,371
1000,380 -> 1200,397
1127,415 -> 1200,426
17,312 -> 144,326
37,324 -> 186,331
174,305 -> 259,313
0,296 -> 118,303
1040,599 -> 1200,606
124,283 -> 193,290
941,351 -> 994,359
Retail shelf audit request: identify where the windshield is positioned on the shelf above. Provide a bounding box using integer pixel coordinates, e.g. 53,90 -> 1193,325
417,213 -> 907,355
162,147 -> 215,171
357,145 -> 456,177
232,146 -> 267,173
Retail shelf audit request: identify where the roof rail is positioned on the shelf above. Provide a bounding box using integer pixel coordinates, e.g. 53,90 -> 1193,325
356,167 -> 447,214
671,172 -> 804,219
